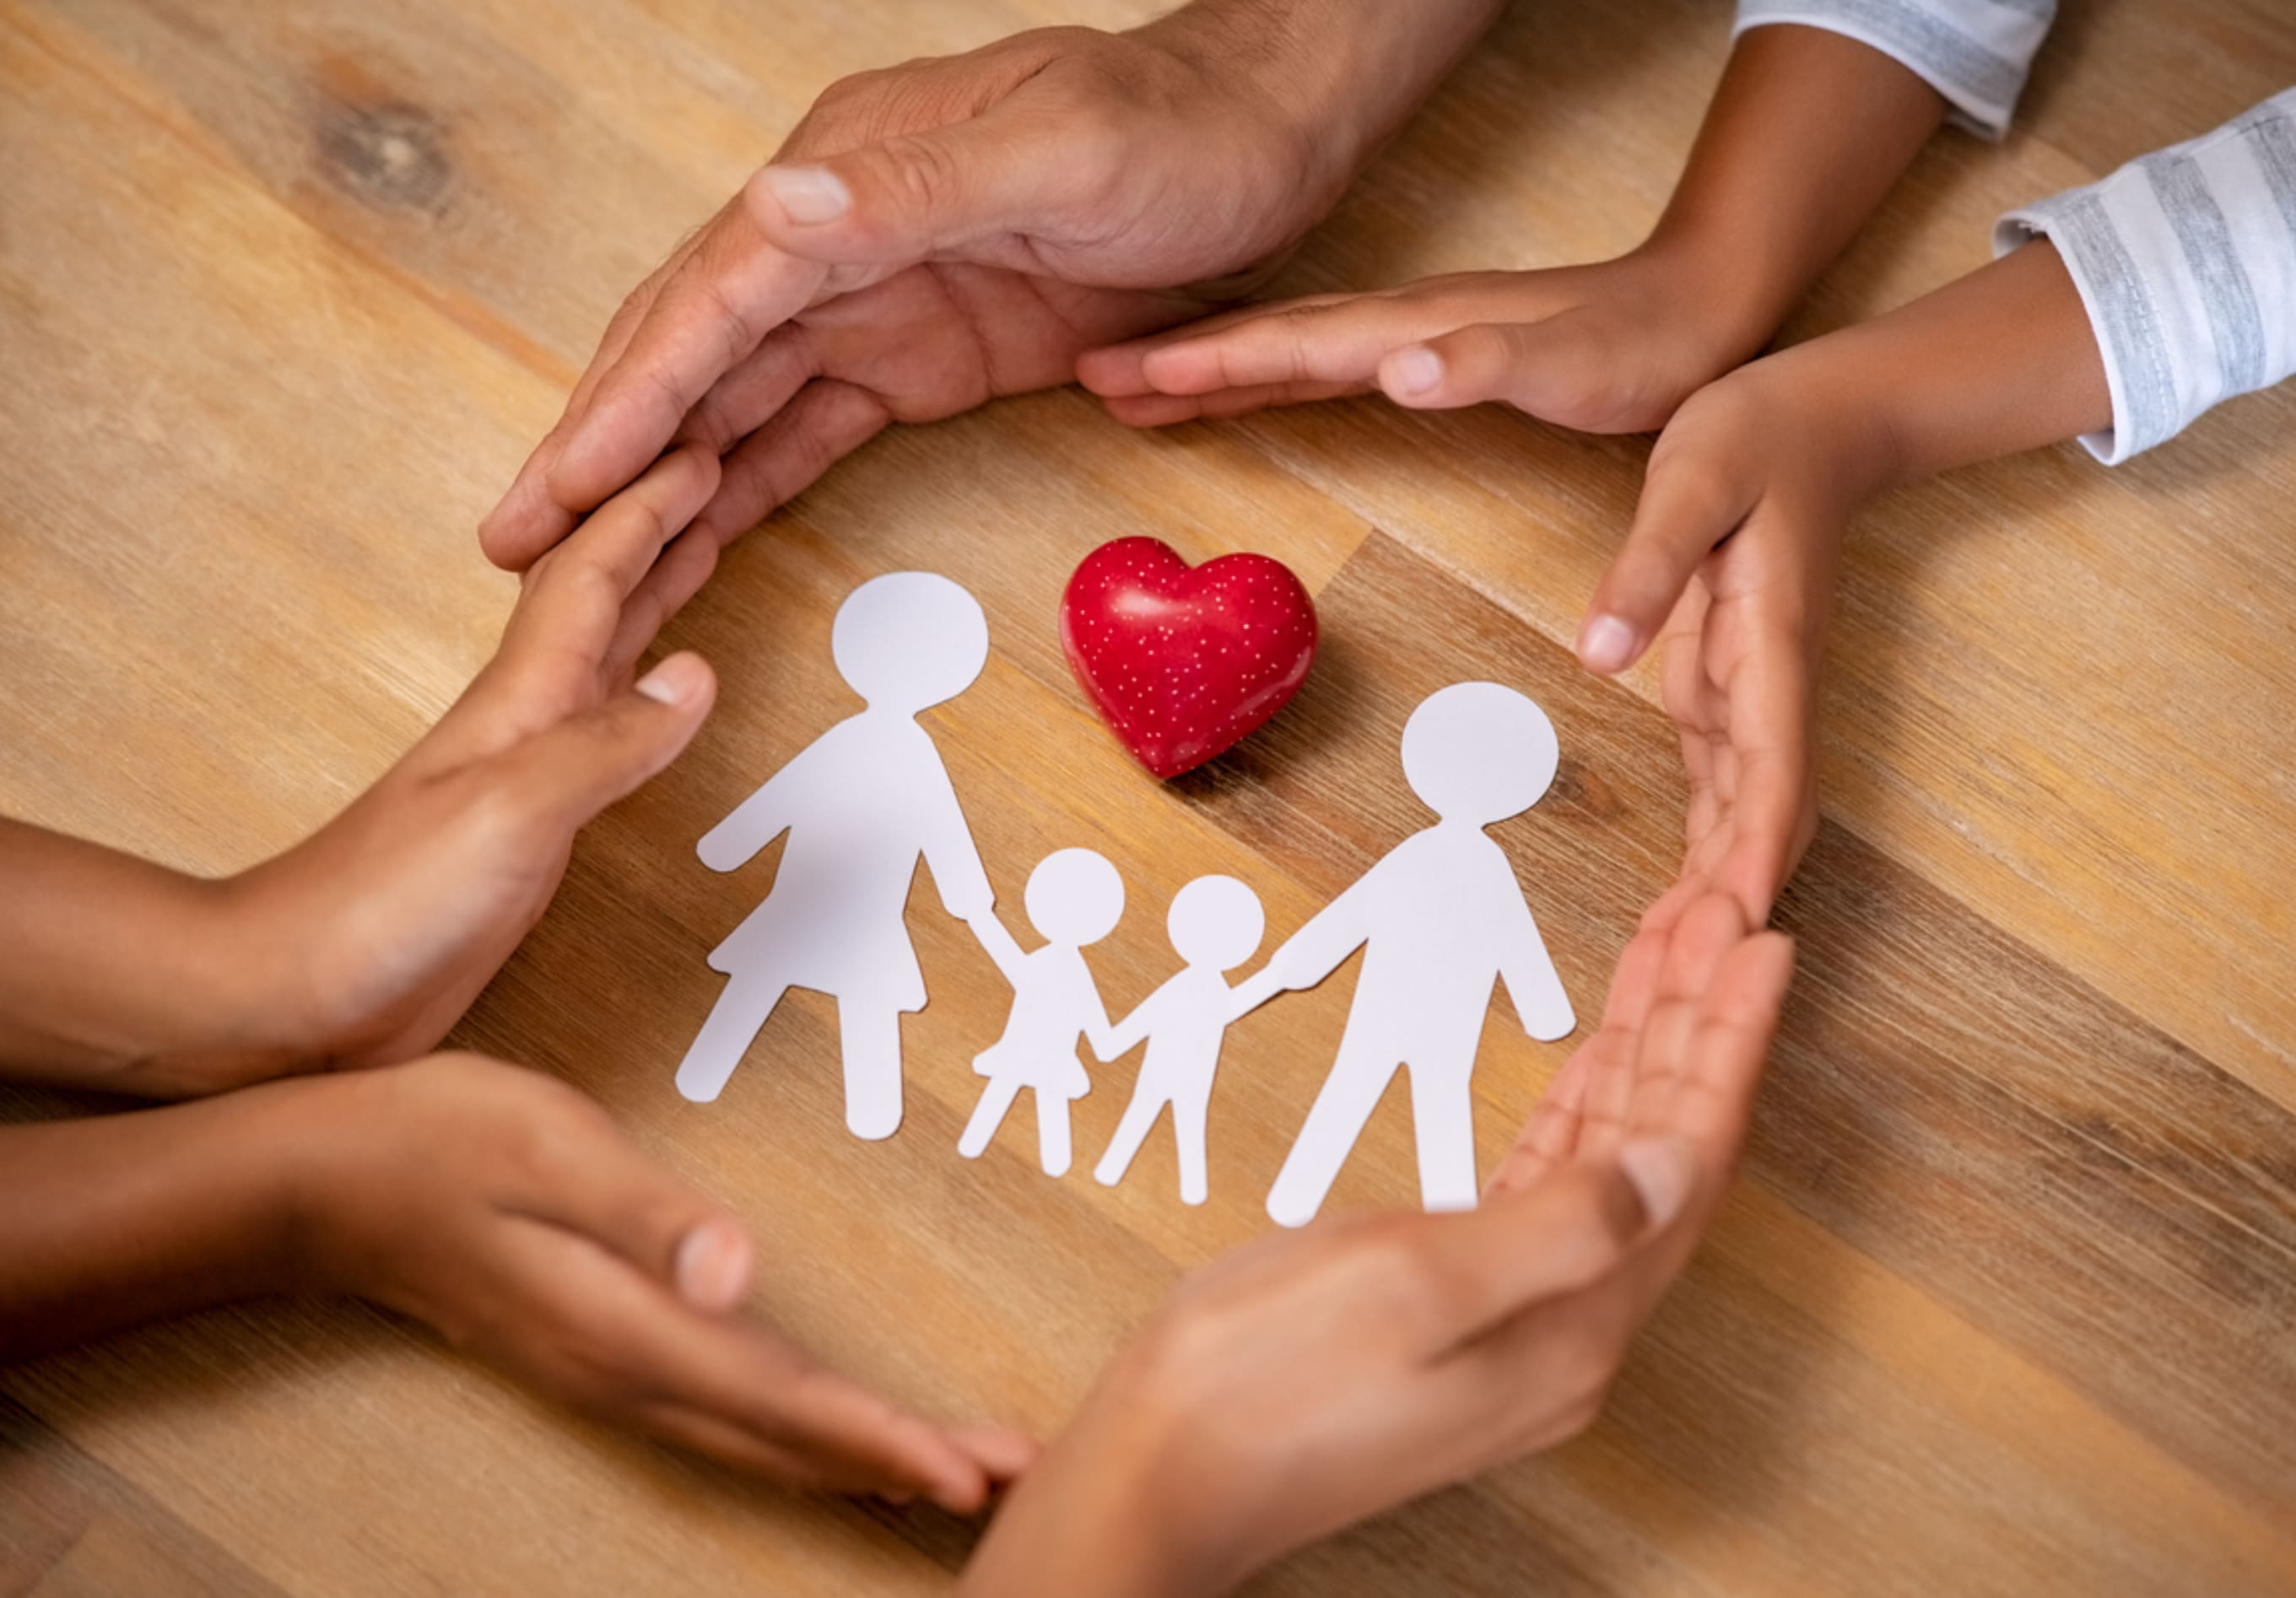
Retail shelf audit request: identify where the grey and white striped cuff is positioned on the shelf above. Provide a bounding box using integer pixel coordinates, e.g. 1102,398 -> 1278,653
1733,0 -> 2056,140
1995,89 -> 2296,464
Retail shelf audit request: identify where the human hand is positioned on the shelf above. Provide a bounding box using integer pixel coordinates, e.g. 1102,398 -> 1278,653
206,450 -> 726,1087
289,1052 -> 1031,1506
1573,352 -> 1896,928
959,896 -> 1793,1595
480,3 -> 1449,568
1076,244 -> 1771,432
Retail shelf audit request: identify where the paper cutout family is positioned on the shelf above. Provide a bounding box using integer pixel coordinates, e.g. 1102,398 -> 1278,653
676,572 -> 1575,1226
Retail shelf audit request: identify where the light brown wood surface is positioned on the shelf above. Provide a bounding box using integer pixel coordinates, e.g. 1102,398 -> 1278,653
5,0 -> 2294,1592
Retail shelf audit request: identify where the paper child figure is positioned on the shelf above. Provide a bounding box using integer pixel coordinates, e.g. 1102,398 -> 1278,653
1260,682 -> 1576,1228
959,848 -> 1126,1178
1092,875 -> 1276,1206
676,572 -> 996,1140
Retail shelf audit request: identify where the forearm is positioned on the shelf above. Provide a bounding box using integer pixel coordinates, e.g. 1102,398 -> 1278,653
0,1080 -> 320,1358
0,818 -> 284,1095
1141,0 -> 1505,194
1637,24 -> 1948,360
1759,239 -> 2110,491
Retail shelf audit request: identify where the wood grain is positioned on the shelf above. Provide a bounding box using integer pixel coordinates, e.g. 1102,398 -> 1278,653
4,0 -> 2294,1592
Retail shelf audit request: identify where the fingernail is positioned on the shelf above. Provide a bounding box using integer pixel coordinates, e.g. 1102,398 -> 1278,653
1618,1136 -> 1696,1230
636,656 -> 694,706
754,165 -> 850,225
1383,346 -> 1445,398
674,1222 -> 752,1310
1576,613 -> 1638,674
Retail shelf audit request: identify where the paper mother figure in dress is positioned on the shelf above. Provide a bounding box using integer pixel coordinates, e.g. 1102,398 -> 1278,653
675,572 -> 996,1140
1260,682 -> 1577,1227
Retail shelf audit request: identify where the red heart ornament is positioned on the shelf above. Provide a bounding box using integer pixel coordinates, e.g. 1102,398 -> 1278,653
1060,537 -> 1319,779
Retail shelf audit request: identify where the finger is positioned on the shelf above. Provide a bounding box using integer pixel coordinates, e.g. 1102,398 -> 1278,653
501,1223 -> 986,1509
1415,1159 -> 1673,1350
1622,895 -> 1753,1142
1098,377 -> 1372,428
1656,930 -> 1796,1159
674,326 -> 818,455
746,105 -> 1084,268
1123,294 -> 1440,397
1075,292 -> 1368,397
488,652 -> 718,832
602,531 -> 721,691
1377,312 -> 1620,428
547,215 -> 832,536
1714,624 -> 1818,925
692,380 -> 891,544
499,1088 -> 754,1313
1577,446 -> 1758,677
1570,929 -> 1672,1162
1488,1044 -> 1597,1196
946,1423 -> 1041,1483
498,446 -> 721,672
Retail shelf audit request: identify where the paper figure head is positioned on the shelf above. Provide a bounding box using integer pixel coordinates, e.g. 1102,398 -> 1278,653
1402,682 -> 1559,825
1167,875 -> 1263,971
832,572 -> 990,715
1024,848 -> 1126,947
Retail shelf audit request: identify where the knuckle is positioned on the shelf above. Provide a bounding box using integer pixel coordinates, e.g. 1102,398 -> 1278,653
877,132 -> 963,221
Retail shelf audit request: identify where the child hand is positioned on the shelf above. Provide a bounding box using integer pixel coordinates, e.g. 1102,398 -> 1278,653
1572,352 -> 1891,926
292,1052 -> 1030,1508
1076,248 -> 1765,434
959,898 -> 1793,1595
200,451 -> 726,1088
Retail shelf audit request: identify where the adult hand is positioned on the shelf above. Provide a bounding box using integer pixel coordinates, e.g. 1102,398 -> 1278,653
479,0 -> 1506,566
1076,246 -> 1769,432
959,894 -> 1793,1596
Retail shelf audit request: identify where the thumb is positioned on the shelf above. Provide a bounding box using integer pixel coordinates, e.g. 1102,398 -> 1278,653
1576,436 -> 1758,674
744,111 -> 1070,266
494,651 -> 717,833
1377,311 -> 1625,429
504,1078 -> 757,1312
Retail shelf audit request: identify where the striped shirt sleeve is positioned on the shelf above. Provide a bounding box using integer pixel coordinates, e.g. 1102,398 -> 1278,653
1732,0 -> 2056,139
1994,89 -> 2296,464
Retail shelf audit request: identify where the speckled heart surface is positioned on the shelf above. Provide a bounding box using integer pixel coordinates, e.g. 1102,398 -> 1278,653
1059,537 -> 1318,780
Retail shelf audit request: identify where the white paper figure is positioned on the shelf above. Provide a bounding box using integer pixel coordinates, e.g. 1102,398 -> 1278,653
1092,876 -> 1276,1206
959,848 -> 1126,1178
1260,682 -> 1576,1228
677,572 -> 995,1140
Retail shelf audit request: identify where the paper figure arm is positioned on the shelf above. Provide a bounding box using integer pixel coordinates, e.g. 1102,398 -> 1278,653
1079,965 -> 1123,1065
696,736 -> 829,872
1099,978 -> 1179,1061
967,907 -> 1030,989
1494,885 -> 1576,1042
916,753 -> 996,922
1267,870 -> 1380,992
1223,965 -> 1288,1022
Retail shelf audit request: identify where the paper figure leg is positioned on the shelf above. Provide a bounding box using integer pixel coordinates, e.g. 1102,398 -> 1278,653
1094,1089 -> 1169,1189
675,977 -> 788,1104
959,1077 -> 1021,1160
1407,1063 -> 1478,1213
837,997 -> 905,1141
1037,1093 -> 1073,1179
1266,1036 -> 1402,1228
1172,1090 -> 1210,1207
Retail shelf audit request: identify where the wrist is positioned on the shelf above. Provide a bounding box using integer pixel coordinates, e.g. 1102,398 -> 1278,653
1140,0 -> 1503,200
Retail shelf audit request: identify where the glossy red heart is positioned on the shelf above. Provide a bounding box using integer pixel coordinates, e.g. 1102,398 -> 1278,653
1060,537 -> 1319,779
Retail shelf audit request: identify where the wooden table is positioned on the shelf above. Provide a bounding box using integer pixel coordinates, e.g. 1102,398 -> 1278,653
5,0 -> 2293,1591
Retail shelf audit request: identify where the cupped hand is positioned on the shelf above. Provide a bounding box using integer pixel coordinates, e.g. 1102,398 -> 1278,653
1075,245 -> 1769,432
1571,356 -> 1889,928
481,19 -> 1357,567
961,895 -> 1793,1595
217,449 -> 726,1080
292,1051 -> 1033,1506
